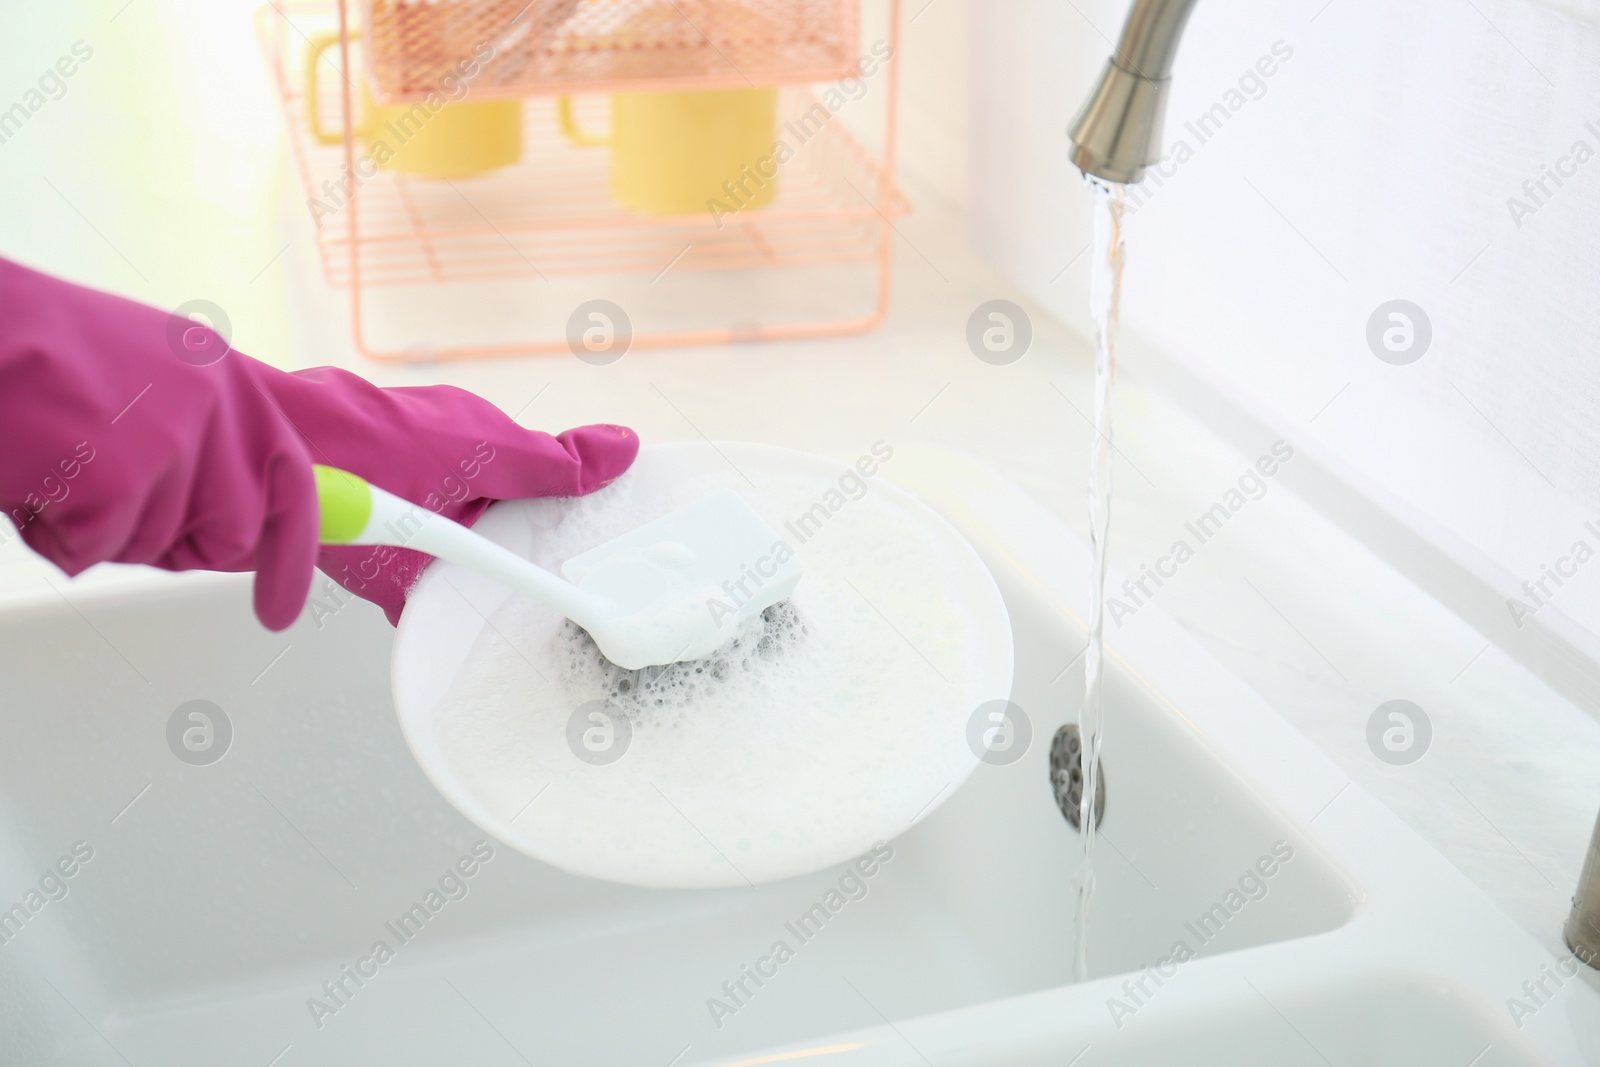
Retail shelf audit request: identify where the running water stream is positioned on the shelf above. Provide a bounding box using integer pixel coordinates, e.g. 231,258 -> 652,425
1073,177 -> 1128,982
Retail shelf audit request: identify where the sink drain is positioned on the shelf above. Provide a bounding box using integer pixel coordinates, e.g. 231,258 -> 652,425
1049,723 -> 1105,831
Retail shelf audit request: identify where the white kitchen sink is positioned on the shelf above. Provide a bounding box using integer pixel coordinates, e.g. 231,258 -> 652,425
0,446 -> 1595,1066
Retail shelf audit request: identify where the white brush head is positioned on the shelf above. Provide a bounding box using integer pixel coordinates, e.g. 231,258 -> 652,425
558,489 -> 804,669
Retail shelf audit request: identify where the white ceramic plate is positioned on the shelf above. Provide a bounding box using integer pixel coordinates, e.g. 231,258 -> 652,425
392,441 -> 1014,887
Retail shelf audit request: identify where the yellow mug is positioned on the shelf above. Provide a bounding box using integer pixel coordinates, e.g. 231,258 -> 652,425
560,88 -> 779,216
305,30 -> 522,179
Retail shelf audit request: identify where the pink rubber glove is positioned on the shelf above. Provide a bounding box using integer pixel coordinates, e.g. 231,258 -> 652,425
0,257 -> 638,629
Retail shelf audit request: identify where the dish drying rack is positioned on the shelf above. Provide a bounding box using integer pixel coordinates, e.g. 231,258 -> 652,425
256,0 -> 906,361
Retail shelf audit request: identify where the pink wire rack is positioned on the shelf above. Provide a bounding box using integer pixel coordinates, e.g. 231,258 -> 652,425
255,0 -> 906,361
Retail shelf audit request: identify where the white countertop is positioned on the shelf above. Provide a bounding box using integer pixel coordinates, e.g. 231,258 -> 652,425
4,0 -> 1599,989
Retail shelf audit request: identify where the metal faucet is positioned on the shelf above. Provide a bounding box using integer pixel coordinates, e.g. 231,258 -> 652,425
1569,810 -> 1600,967
1067,0 -> 1199,185
1068,0 -> 1600,971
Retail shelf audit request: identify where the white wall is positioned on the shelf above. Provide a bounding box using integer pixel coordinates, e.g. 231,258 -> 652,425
882,0 -> 969,211
970,0 -> 1600,659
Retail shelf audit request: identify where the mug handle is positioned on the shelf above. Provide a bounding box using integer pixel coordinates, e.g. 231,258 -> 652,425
557,96 -> 609,146
304,29 -> 365,146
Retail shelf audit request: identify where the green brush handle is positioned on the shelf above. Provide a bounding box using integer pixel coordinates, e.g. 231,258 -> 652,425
313,465 -> 373,544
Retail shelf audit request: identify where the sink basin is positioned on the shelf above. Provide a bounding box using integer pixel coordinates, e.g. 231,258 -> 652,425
0,445 -> 1595,1066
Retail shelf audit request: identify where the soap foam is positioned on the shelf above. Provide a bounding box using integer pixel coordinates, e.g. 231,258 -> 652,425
429,467 -> 1005,887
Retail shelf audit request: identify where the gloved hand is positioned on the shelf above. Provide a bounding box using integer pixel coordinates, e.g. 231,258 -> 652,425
0,257 -> 638,629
